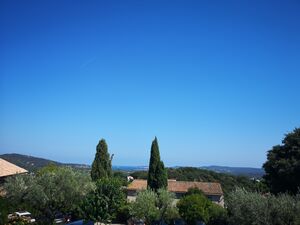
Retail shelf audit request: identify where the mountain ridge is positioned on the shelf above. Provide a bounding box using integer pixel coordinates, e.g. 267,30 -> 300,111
0,153 -> 264,177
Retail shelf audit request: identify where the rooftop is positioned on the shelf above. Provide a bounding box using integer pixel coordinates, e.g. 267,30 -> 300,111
0,158 -> 28,177
127,179 -> 223,195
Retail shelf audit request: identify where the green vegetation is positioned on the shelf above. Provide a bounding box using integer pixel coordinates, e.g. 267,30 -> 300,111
147,137 -> 168,191
0,197 -> 9,225
177,191 -> 227,225
0,153 -> 61,172
263,127 -> 300,194
4,165 -> 93,225
91,139 -> 113,181
1,128 -> 299,224
157,189 -> 180,224
129,189 -> 159,225
80,178 -> 126,224
226,188 -> 300,225
129,189 -> 178,225
0,153 -> 91,173
177,193 -> 210,225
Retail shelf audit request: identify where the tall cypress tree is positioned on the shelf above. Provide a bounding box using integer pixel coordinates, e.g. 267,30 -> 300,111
91,139 -> 112,181
147,137 -> 168,191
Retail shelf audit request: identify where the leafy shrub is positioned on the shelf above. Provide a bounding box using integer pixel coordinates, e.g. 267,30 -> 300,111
177,193 -> 211,225
226,188 -> 300,225
4,166 -> 93,224
80,178 -> 126,224
129,189 -> 178,225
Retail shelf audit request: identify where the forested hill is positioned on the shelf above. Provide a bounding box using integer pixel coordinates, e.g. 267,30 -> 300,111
130,167 -> 264,195
0,153 -> 90,172
200,165 -> 264,178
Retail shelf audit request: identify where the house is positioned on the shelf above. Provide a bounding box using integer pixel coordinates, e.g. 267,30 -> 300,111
127,179 -> 224,207
0,158 -> 28,184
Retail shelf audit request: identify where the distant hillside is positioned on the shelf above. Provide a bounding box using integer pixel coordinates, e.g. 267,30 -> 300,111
0,153 -> 90,172
0,153 -> 61,171
200,165 -> 264,178
0,153 -> 264,178
113,165 -> 148,171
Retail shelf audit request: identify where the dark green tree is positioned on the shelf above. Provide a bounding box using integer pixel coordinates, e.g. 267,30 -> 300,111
80,178 -> 126,224
177,193 -> 211,225
147,137 -> 167,191
263,128 -> 300,194
91,139 -> 112,181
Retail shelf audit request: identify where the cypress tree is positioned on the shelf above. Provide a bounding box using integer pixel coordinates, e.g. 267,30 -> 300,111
147,137 -> 168,191
91,139 -> 112,181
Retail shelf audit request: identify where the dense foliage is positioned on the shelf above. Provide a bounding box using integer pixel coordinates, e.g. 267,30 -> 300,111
91,139 -> 113,181
226,188 -> 300,225
263,127 -> 300,194
147,137 -> 168,191
0,197 -> 9,225
129,189 -> 159,225
129,189 -> 178,225
80,178 -> 126,224
177,192 -> 227,225
177,193 -> 211,225
4,166 -> 93,225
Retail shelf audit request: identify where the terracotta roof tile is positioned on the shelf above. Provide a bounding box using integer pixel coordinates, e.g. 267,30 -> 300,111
0,158 -> 28,177
127,179 -> 223,195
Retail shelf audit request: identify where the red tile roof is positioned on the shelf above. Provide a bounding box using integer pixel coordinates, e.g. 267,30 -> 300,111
127,179 -> 223,195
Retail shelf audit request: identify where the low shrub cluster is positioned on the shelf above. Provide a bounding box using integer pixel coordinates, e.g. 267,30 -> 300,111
226,188 -> 300,225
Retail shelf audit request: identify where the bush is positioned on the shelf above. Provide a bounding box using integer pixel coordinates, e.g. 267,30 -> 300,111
207,204 -> 228,225
226,188 -> 300,225
177,193 -> 211,225
4,166 -> 93,224
129,189 -> 179,225
80,178 -> 126,224
129,189 -> 159,225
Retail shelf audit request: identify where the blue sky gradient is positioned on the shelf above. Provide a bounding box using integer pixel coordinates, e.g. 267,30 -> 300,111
1,0 -> 299,167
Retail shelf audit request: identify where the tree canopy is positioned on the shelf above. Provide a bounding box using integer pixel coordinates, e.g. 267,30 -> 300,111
80,178 -> 126,224
129,189 -> 178,225
147,137 -> 167,191
91,139 -> 112,181
226,188 -> 300,225
263,128 -> 300,194
177,193 -> 211,225
177,192 -> 227,225
4,166 -> 93,224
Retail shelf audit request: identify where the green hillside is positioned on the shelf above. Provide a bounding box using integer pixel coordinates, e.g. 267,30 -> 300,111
0,153 -> 91,172
0,153 -> 61,171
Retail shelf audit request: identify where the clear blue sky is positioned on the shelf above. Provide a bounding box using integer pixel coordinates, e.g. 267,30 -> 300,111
0,0 -> 299,168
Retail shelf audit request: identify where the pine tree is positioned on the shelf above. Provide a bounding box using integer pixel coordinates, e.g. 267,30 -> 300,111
147,137 -> 168,191
91,139 -> 112,181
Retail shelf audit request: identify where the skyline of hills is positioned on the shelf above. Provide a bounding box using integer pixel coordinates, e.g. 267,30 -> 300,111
0,153 -> 264,177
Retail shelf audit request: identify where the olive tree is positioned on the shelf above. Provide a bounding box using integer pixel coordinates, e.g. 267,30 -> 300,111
226,188 -> 300,225
4,166 -> 93,224
129,188 -> 178,225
